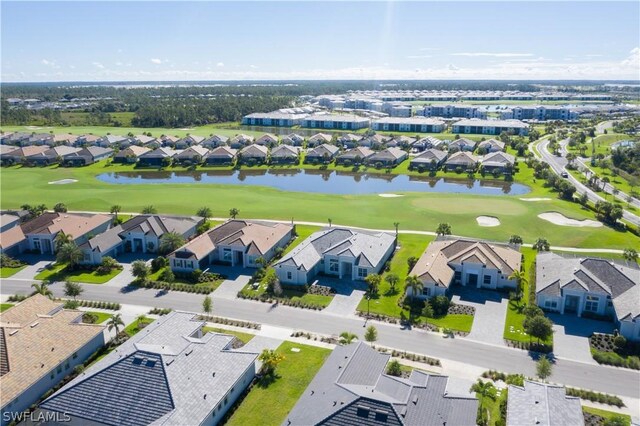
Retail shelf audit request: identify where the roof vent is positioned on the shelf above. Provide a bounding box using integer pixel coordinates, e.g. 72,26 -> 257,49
30,322 -> 39,328
9,330 -> 19,336
412,395 -> 418,404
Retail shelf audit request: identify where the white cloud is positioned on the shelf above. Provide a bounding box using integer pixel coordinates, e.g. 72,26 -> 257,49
621,47 -> 639,68
150,58 -> 162,64
447,64 -> 460,71
585,54 -> 603,58
216,62 -> 224,67
419,47 -> 440,51
41,59 -> 53,66
407,55 -> 432,59
450,52 -> 534,57
115,62 -> 123,66
249,64 -> 258,69
92,62 -> 104,69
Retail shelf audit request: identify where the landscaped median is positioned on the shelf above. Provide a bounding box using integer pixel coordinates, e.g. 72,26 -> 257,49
132,265 -> 224,294
237,280 -> 333,310
589,333 -> 640,370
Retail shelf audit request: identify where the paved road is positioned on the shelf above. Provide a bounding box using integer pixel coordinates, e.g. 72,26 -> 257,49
2,278 -> 638,399
536,138 -> 640,227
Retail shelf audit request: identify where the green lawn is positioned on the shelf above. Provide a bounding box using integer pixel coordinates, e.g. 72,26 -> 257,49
83,311 -> 113,324
427,314 -> 475,332
240,282 -> 333,308
123,316 -> 154,337
283,225 -> 322,255
0,265 -> 26,278
226,341 -> 331,426
0,303 -> 14,312
202,326 -> 255,344
34,263 -> 122,284
146,267 -> 223,291
583,406 -> 631,426
477,387 -> 508,426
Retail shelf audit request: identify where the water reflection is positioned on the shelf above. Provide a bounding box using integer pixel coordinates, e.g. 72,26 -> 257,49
98,169 -> 530,195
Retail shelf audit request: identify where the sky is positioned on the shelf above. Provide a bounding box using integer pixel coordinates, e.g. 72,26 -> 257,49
2,1 -> 639,82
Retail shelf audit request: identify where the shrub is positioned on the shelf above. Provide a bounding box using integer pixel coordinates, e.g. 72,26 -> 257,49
0,253 -> 25,268
614,335 -> 627,350
431,295 -> 450,316
151,256 -> 168,273
159,268 -> 175,283
96,256 -> 121,275
82,313 -> 99,324
191,269 -> 203,282
386,360 -> 402,377
63,300 -> 80,309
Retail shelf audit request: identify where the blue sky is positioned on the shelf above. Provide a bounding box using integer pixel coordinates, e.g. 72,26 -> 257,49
2,1 -> 639,82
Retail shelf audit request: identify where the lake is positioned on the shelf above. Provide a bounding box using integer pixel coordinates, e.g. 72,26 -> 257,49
96,169 -> 530,195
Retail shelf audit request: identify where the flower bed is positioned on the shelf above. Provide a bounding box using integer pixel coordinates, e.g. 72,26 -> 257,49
566,387 -> 625,408
590,333 -> 640,370
447,303 -> 475,316
237,292 -> 326,310
504,339 -> 552,354
199,314 -> 261,330
307,284 -> 334,296
137,279 -> 218,294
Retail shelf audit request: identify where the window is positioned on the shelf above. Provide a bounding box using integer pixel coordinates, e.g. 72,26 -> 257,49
357,268 -> 368,278
287,271 -> 292,280
57,366 -> 62,374
356,408 -> 369,418
454,271 -> 461,282
329,259 -> 339,273
65,362 -> 70,370
422,287 -> 431,296
585,295 -> 599,312
72,352 -> 78,359
222,249 -> 232,262
483,275 -> 491,285
544,300 -> 558,309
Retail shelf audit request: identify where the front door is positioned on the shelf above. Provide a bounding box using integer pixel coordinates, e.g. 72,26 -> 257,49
234,250 -> 244,267
565,295 -> 580,314
467,273 -> 478,287
133,239 -> 143,252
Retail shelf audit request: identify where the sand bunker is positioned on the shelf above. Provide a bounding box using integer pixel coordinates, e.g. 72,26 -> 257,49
538,212 -> 602,228
48,179 -> 78,185
519,198 -> 552,202
378,193 -> 404,198
476,216 -> 501,227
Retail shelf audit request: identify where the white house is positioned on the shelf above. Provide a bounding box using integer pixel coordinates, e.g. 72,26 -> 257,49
274,228 -> 396,286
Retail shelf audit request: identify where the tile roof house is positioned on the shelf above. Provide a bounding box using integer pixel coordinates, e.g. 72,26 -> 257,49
536,252 -> 640,341
274,227 -> 396,285
0,225 -> 27,257
25,146 -> 81,166
21,212 -> 113,255
133,134 -> 157,145
74,134 -> 101,147
96,135 -> 131,149
204,146 -> 238,166
0,145 -> 18,156
270,144 -> 300,164
174,145 -> 210,165
0,214 -> 21,233
337,133 -> 364,149
481,151 -> 516,173
507,380 -> 584,426
408,238 -> 522,299
448,138 -> 477,152
61,146 -> 113,167
201,134 -> 230,149
255,133 -> 279,146
229,134 -> 255,149
113,145 -> 151,164
307,133 -> 333,147
336,147 -> 375,165
174,135 -> 205,149
39,311 -> 257,426
281,133 -> 305,146
169,220 -> 293,272
305,144 -> 340,164
443,151 -> 479,171
477,138 -> 505,153
25,133 -> 55,147
0,146 -> 49,165
413,136 -> 445,152
239,144 -> 269,165
369,147 -> 408,167
285,342 -> 478,426
0,295 -> 106,423
79,214 -> 203,265
409,149 -> 448,171
53,133 -> 79,146
386,135 -> 416,149
138,147 -> 181,167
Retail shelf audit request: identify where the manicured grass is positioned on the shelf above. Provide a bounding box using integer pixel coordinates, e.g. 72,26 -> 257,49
1,158 -> 638,250
283,225 -> 322,255
83,311 -> 113,324
202,326 -> 255,344
240,282 -> 333,308
226,341 -> 331,426
0,265 -> 26,278
123,316 -> 154,337
147,267 -> 223,291
477,387 -> 508,426
582,406 -> 631,426
34,263 -> 122,284
0,303 -> 14,312
426,314 -> 474,333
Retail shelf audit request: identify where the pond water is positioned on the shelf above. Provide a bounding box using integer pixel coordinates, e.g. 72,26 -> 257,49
96,169 -> 530,195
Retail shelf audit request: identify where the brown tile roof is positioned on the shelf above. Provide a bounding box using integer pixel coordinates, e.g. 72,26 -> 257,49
53,134 -> 78,143
0,226 -> 26,250
115,145 -> 150,158
0,295 -> 105,404
10,146 -> 49,158
21,213 -> 112,239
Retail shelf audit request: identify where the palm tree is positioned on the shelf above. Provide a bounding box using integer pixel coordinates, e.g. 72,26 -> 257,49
339,332 -> 357,345
470,379 -> 496,422
110,205 -> 122,220
197,206 -> 212,220
31,282 -> 53,298
54,231 -> 73,251
107,314 -> 125,336
393,222 -> 399,235
258,349 -> 285,376
508,270 -> 528,299
135,314 -> 147,330
159,232 -> 186,255
405,275 -> 424,301
141,205 -> 157,214
435,222 -> 452,236
229,208 -> 239,219
56,242 -> 83,269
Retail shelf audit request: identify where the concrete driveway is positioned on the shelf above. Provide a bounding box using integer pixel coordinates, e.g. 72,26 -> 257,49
548,313 -> 615,364
323,290 -> 365,317
451,286 -> 509,347
213,274 -> 252,299
10,254 -> 55,281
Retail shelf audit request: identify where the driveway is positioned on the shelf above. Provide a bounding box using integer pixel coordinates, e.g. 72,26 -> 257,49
451,286 -> 509,347
548,313 -> 615,364
213,274 -> 252,299
10,254 -> 55,281
323,290 -> 365,317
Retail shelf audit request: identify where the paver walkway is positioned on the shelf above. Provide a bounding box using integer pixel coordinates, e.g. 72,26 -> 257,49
323,290 -> 365,317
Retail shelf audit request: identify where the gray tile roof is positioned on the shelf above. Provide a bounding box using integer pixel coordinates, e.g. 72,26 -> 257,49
285,342 -> 477,426
507,380 -> 584,426
41,311 -> 258,426
307,144 -> 340,158
410,149 -> 447,165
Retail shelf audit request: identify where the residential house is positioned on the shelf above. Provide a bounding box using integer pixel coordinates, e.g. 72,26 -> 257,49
39,311 -> 257,426
408,238 -> 521,299
204,146 -> 237,166
21,212 -> 113,255
74,134 -> 100,147
452,119 -> 529,136
255,133 -> 279,146
413,136 -> 445,151
26,133 -> 55,147
0,225 -> 27,256
507,380 -> 584,426
62,147 -> 113,167
281,133 -> 305,146
409,149 -> 448,171
229,134 -> 255,149
0,213 -> 21,233
201,134 -> 229,149
26,146 -> 81,166
53,133 -> 79,146
368,147 -> 408,167
239,144 -> 268,165
174,145 -> 210,165
335,147 -> 375,165
386,135 -> 416,149
448,138 -> 477,152
270,145 -> 300,164
306,133 -> 333,147
79,214 -> 203,264
535,252 -> 640,341
285,342 -> 478,426
0,146 -> 48,165
174,135 -> 204,150
274,227 -> 396,285
0,132 -> 29,145
477,138 -> 505,153
113,145 -> 151,164
0,295 -> 106,426
96,135 -> 130,149
169,220 -> 293,272
0,145 -> 18,157
133,134 -> 157,146
337,133 -> 364,149
443,151 -> 479,171
481,151 -> 516,174
360,134 -> 389,149
160,135 -> 180,147
137,147 -> 181,167
304,144 -> 340,164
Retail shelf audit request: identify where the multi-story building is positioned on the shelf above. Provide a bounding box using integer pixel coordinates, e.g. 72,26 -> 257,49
452,119 -> 529,136
301,114 -> 370,130
500,106 -> 579,121
417,104 -> 487,119
241,111 -> 307,127
371,117 -> 446,133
